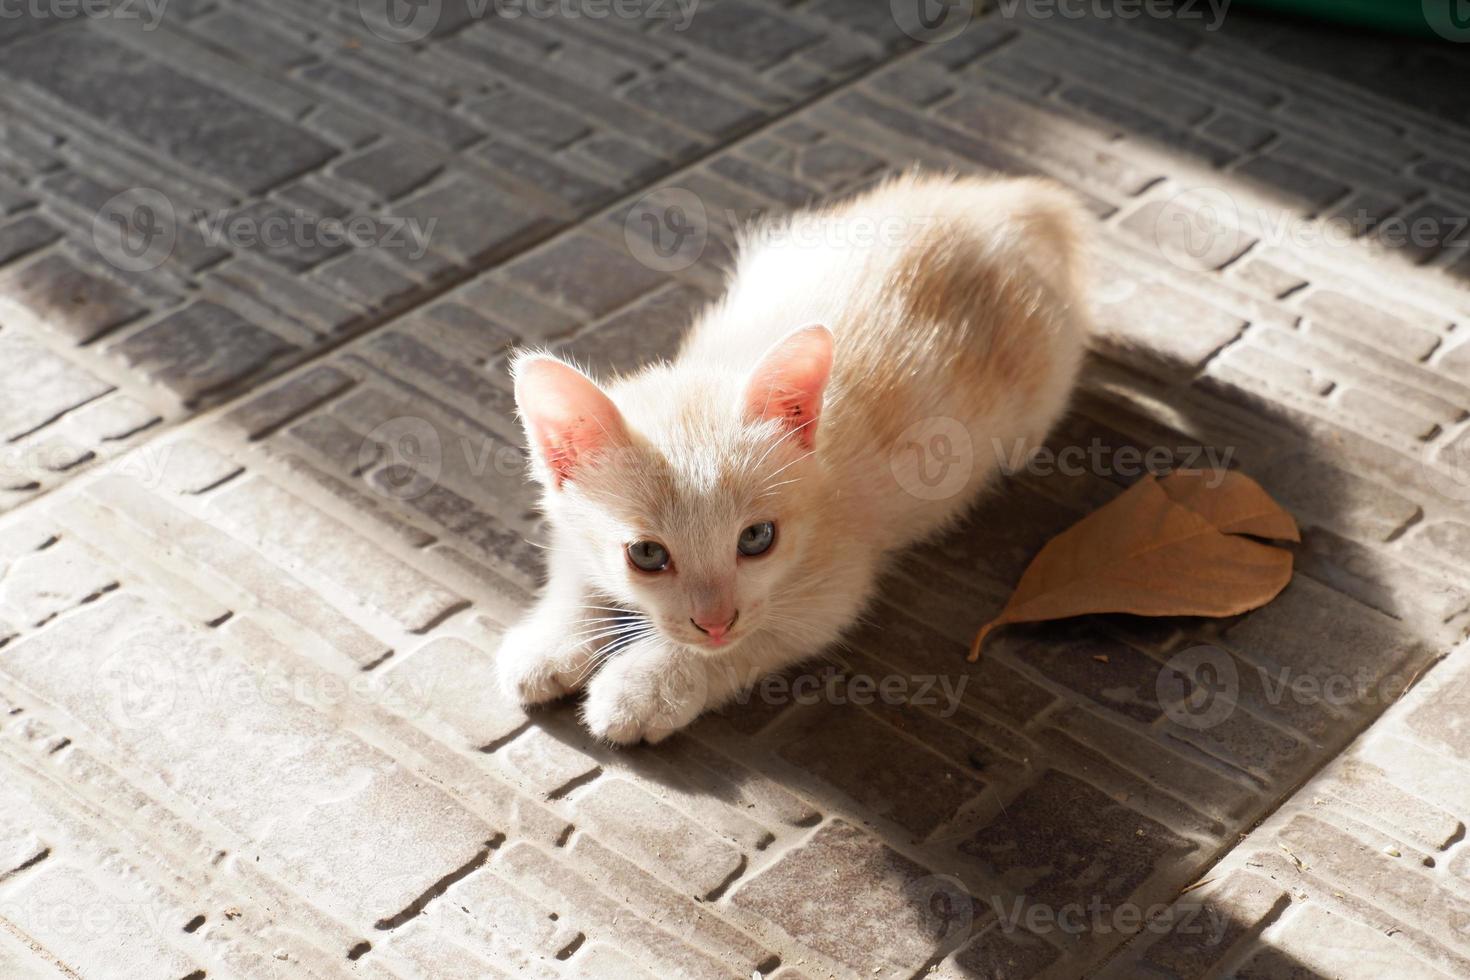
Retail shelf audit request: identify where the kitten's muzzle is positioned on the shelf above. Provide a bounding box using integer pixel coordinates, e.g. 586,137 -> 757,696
691,610 -> 738,644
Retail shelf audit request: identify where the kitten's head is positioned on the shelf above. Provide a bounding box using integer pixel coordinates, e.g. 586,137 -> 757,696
513,325 -> 834,654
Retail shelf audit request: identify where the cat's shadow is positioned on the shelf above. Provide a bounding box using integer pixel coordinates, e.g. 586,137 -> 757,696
521,347 -> 1447,972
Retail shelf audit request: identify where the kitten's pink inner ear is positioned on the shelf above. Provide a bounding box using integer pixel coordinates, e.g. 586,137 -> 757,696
514,357 -> 627,489
743,324 -> 834,450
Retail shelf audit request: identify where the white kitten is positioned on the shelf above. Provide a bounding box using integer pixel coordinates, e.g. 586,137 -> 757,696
499,172 -> 1090,743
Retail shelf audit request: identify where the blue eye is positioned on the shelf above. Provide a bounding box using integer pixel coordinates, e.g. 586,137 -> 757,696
738,521 -> 775,557
627,540 -> 670,572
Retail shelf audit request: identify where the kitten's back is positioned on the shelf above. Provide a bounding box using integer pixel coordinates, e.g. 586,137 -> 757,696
680,172 -> 1089,472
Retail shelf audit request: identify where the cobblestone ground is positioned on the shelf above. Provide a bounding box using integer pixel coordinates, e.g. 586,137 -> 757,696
1,2 -> 1469,977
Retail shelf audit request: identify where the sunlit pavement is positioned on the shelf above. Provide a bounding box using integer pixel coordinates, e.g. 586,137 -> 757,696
1,3 -> 1468,976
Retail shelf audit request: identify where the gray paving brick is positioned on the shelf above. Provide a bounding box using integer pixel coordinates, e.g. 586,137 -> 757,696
1091,262 -> 1246,371
778,702 -> 986,838
462,86 -> 592,149
1224,576 -> 1425,723
300,60 -> 481,149
222,364 -> 356,438
398,177 -> 551,263
0,331 -> 112,441
1297,526 -> 1469,629
573,778 -> 743,898
940,926 -> 1059,980
1,7 -> 1468,978
308,249 -> 419,310
0,594 -> 498,926
1202,113 -> 1276,152
1235,153 -> 1351,210
332,141 -> 445,201
1,31 -> 334,194
188,11 -> 314,68
733,820 -> 953,974
1258,451 -> 1422,543
498,842 -> 739,978
472,139 -> 612,207
624,73 -> 763,139
676,1 -> 822,68
1301,289 -> 1444,361
112,301 -> 294,401
560,284 -> 704,375
1057,87 -> 1235,167
89,473 -> 392,667
574,135 -> 668,185
1136,872 -> 1289,978
512,233 -> 665,317
960,770 -> 1196,911
0,252 -> 146,342
0,212 -> 60,266
710,155 -> 820,208
211,474 -> 465,632
364,330 -> 517,420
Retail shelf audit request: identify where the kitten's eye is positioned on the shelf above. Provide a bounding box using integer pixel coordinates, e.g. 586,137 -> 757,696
627,540 -> 670,572
737,521 -> 776,557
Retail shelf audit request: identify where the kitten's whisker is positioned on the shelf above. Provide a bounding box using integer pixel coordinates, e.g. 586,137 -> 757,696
566,624 -> 644,639
564,625 -> 652,646
566,623 -> 654,645
568,629 -> 658,685
585,624 -> 658,647
567,614 -> 645,627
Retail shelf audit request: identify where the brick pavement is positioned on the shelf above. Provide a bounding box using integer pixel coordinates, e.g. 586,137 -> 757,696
1,2 -> 1469,977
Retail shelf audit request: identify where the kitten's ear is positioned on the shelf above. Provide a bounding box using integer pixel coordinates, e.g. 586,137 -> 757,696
513,354 -> 627,489
743,324 -> 834,450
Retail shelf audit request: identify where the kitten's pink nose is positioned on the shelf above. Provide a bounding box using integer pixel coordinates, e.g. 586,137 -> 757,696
692,611 -> 738,642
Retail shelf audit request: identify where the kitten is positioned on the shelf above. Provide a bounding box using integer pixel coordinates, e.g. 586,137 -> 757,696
499,172 -> 1089,743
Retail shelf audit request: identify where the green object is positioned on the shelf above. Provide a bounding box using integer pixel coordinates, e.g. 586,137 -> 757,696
1234,0 -> 1470,40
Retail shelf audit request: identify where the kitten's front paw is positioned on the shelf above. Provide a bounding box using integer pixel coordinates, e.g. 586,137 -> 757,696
496,621 -> 596,707
581,644 -> 710,745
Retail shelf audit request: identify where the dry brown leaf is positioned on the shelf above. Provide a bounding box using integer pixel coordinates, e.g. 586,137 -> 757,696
969,469 -> 1297,660
1156,469 -> 1300,542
